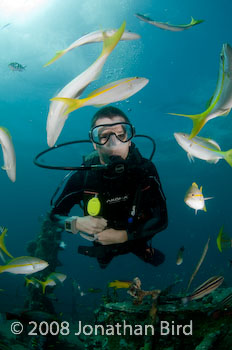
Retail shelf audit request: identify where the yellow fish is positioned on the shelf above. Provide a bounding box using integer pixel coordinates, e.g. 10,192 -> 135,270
44,29 -> 140,67
33,272 -> 67,294
108,280 -> 132,289
135,13 -> 203,32
25,276 -> 40,287
46,22 -> 126,147
51,77 -> 148,115
0,256 -> 48,275
184,182 -> 213,215
169,44 -> 232,138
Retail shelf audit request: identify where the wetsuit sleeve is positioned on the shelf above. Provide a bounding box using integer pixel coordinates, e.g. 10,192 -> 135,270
127,164 -> 168,241
50,171 -> 85,219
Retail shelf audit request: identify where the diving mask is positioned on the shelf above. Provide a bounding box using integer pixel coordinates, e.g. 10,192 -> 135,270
89,122 -> 135,146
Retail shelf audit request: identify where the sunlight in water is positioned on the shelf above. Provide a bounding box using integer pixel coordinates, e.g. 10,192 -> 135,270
0,0 -> 48,17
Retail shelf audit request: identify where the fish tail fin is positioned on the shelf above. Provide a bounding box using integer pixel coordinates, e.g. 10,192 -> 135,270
31,277 -> 41,287
0,227 -> 14,258
168,112 -> 206,138
190,17 -> 204,25
99,21 -> 126,58
168,112 -> 200,118
224,149 -> 232,167
43,50 -> 65,67
39,281 -> 46,294
32,278 -> 46,293
189,115 -> 207,138
50,97 -> 85,115
24,277 -> 32,287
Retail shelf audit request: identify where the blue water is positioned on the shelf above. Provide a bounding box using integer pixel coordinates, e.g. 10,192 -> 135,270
0,0 -> 232,326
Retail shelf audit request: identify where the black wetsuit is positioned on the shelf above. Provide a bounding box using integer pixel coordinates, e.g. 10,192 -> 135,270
50,143 -> 168,268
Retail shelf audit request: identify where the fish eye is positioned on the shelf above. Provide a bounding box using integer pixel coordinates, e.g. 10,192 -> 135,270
220,53 -> 224,62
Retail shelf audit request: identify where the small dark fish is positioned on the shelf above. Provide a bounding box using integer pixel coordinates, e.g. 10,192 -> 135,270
183,276 -> 224,303
0,23 -> 11,30
87,288 -> 102,293
176,246 -> 184,265
8,62 -> 26,72
160,278 -> 183,297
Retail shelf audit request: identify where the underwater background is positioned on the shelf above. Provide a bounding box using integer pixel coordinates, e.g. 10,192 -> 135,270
0,0 -> 232,348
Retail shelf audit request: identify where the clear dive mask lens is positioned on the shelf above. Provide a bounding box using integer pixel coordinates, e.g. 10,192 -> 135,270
90,122 -> 135,145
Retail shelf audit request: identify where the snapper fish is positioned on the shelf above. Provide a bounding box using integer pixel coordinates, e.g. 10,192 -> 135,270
24,276 -> 40,288
46,21 -> 126,147
32,272 -> 67,294
44,29 -> 140,67
174,132 -> 232,167
184,182 -> 213,215
135,13 -> 204,32
169,43 -> 232,138
8,62 -> 26,71
0,127 -> 16,182
51,77 -> 149,115
0,256 -> 48,275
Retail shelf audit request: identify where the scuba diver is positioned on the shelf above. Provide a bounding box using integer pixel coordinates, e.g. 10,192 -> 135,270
49,106 -> 168,268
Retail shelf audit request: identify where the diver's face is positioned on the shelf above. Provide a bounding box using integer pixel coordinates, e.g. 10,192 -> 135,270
92,116 -> 131,164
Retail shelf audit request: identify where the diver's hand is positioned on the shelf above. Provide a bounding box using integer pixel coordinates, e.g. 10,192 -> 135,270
96,228 -> 128,245
75,216 -> 107,235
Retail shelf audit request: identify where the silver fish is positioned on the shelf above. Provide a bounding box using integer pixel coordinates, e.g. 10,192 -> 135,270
44,29 -> 140,67
0,256 -> 49,275
170,44 -> 232,138
135,13 -> 203,32
174,132 -> 232,167
46,22 -> 126,147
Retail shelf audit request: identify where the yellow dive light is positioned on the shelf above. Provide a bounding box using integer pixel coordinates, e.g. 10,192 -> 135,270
87,197 -> 101,216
